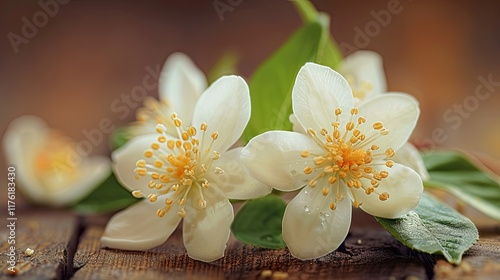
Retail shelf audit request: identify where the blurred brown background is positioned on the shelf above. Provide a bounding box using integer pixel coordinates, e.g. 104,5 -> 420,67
1,0 -> 499,166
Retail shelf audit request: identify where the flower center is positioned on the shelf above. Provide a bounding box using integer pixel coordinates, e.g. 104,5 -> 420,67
34,132 -> 79,191
132,113 -> 223,218
344,74 -> 373,100
301,107 -> 395,210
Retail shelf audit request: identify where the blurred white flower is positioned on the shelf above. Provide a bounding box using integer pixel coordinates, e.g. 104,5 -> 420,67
291,51 -> 429,180
129,52 -> 207,137
101,76 -> 271,262
3,116 -> 110,207
242,63 -> 423,260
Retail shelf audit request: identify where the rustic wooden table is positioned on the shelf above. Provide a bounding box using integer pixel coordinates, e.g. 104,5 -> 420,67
1,201 -> 499,280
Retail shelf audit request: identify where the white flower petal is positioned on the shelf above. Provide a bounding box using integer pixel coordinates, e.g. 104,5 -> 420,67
182,185 -> 233,262
353,163 -> 423,219
282,184 -> 352,260
393,142 -> 430,181
48,156 -> 111,206
112,134 -> 161,193
159,52 -> 207,125
241,131 -> 320,192
101,198 -> 182,251
3,116 -> 49,203
209,147 -> 272,200
358,93 -> 420,152
289,114 -> 307,134
292,63 -> 355,133
192,75 -> 250,153
339,51 -> 387,99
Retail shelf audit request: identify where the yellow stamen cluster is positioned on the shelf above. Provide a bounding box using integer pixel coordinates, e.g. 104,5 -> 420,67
301,107 -> 395,210
133,113 -> 224,218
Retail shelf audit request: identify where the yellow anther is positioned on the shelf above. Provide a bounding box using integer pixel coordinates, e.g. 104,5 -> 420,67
151,172 -> 160,180
357,117 -> 366,124
136,159 -> 146,168
181,132 -> 189,141
211,132 -> 219,140
330,202 -> 336,210
132,190 -> 144,198
187,126 -> 197,136
333,130 -> 341,139
155,124 -> 165,134
304,166 -> 313,174
148,194 -> 157,202
198,199 -> 207,209
322,187 -> 329,196
136,168 -> 147,176
175,140 -> 182,148
179,198 -> 186,206
154,160 -> 163,168
301,150 -> 310,158
170,112 -> 177,119
155,183 -> 163,189
324,166 -> 334,173
202,181 -> 209,189
365,187 -> 375,195
373,121 -> 384,130
385,148 -> 395,158
350,107 -> 359,115
339,171 -> 347,178
151,142 -> 160,150
386,160 -> 394,167
380,129 -> 390,135
309,179 -> 317,188
173,118 -> 182,127
183,142 -> 192,151
200,123 -> 208,131
214,167 -> 224,174
379,192 -> 390,201
331,121 -> 340,128
144,150 -> 154,158
158,136 -> 166,143
371,145 -> 379,150
160,174 -> 170,183
320,128 -> 328,136
346,121 -> 355,131
167,140 -> 175,149
353,200 -> 362,208
212,151 -> 220,160
177,208 -> 187,218
157,209 -> 166,217
314,156 -> 324,165
335,108 -> 342,116
353,129 -> 361,137
328,176 -> 337,184
380,171 -> 389,178
165,198 -> 173,205
307,128 -> 316,137
171,184 -> 179,191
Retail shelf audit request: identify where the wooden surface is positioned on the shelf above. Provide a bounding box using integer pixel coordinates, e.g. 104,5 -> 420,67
1,208 -> 500,280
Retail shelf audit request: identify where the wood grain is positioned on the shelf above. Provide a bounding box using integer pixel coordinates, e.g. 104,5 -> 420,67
0,210 -> 79,279
72,212 -> 430,280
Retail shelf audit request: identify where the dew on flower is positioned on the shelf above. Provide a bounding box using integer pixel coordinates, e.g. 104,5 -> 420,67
301,107 -> 396,210
132,113 -> 225,219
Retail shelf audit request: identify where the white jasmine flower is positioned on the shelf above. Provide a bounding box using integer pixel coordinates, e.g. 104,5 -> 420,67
3,116 -> 110,207
241,63 -> 423,260
101,76 -> 271,262
291,51 -> 429,180
129,52 -> 207,137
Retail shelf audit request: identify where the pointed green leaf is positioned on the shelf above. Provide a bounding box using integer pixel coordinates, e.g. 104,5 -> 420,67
422,150 -> 500,220
73,173 -> 139,214
376,192 -> 478,264
243,22 -> 322,142
231,194 -> 287,249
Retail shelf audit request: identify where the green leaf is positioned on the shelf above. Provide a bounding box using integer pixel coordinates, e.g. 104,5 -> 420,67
292,0 -> 318,22
110,126 -> 131,150
231,194 -> 287,249
376,192 -> 478,264
422,150 -> 500,220
243,22 -> 322,142
73,173 -> 139,214
207,51 -> 239,84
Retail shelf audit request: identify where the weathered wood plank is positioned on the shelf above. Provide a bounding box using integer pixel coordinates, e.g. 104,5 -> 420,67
72,211 -> 430,280
0,210 -> 79,279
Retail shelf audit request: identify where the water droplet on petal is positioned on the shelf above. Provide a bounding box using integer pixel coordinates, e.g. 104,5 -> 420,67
304,206 -> 310,213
